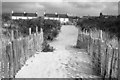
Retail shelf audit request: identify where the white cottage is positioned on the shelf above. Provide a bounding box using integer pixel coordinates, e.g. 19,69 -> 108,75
44,12 -> 69,24
44,12 -> 59,20
11,11 -> 38,20
58,13 -> 69,24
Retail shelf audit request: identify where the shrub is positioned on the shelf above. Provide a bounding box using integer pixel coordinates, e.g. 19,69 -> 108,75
77,16 -> 120,38
2,13 -> 61,41
43,19 -> 61,41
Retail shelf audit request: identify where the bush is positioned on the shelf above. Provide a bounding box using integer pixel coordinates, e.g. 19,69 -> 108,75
2,13 -> 61,41
14,18 -> 61,40
77,16 -> 120,38
43,19 -> 61,41
42,40 -> 55,52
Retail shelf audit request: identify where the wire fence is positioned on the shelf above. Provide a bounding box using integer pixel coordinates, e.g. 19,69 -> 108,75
77,27 -> 118,79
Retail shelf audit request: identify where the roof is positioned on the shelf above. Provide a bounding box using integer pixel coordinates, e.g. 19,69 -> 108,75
69,16 -> 78,19
44,13 -> 68,18
44,13 -> 58,17
25,13 -> 37,17
12,12 -> 37,17
58,14 -> 68,18
12,13 -> 24,16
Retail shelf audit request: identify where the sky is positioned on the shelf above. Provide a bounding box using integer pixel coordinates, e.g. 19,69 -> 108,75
1,0 -> 120,16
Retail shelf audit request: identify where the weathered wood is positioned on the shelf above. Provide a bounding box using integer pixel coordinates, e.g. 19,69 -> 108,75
109,48 -> 115,79
29,28 -> 31,35
1,30 -> 43,78
118,38 -> 120,80
11,30 -> 14,41
36,27 -> 38,34
77,27 -> 119,78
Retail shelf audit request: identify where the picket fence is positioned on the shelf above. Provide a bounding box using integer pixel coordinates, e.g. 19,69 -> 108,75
77,27 -> 118,79
0,29 -> 43,79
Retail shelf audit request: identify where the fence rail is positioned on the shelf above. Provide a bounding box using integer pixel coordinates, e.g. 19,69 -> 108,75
77,27 -> 118,78
0,29 -> 43,78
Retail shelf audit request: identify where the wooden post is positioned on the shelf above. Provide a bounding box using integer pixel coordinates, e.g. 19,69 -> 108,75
118,38 -> 120,80
100,30 -> 103,41
77,27 -> 81,47
36,26 -> 38,34
87,31 -> 90,54
98,30 -> 101,75
89,30 -> 92,56
16,30 -> 18,39
29,28 -> 31,35
41,28 -> 43,43
109,48 -> 114,79
0,18 -> 2,79
11,30 -> 14,41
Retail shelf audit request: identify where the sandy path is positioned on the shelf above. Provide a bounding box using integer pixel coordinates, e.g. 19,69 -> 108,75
15,25 -> 98,78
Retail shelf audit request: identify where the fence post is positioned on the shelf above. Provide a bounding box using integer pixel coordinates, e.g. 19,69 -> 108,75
29,28 -> 31,35
16,30 -> 18,39
36,26 -> 38,34
100,30 -> 103,41
41,28 -> 43,43
0,20 -> 2,79
87,30 -> 90,55
11,30 -> 14,41
11,30 -> 15,78
118,38 -> 120,80
109,48 -> 114,79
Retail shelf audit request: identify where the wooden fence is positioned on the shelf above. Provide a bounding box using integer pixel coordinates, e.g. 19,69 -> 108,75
0,28 -> 43,79
77,27 -> 118,79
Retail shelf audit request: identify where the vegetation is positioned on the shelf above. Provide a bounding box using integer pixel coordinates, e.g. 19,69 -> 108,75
77,16 -> 120,38
77,15 -> 120,79
2,13 -> 61,52
43,19 -> 61,41
2,13 -> 61,40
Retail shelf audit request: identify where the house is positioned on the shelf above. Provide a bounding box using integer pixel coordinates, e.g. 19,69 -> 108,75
44,12 -> 59,20
11,11 -> 38,20
44,12 -> 69,24
57,13 -> 69,23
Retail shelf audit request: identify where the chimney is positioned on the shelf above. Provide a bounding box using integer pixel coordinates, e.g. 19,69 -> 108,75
55,12 -> 57,15
24,11 -> 26,14
36,11 -> 38,14
44,12 -> 46,15
35,11 -> 38,16
12,10 -> 14,14
66,13 -> 68,15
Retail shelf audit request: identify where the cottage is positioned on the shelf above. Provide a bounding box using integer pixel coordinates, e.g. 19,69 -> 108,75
58,13 -> 69,23
44,12 -> 59,20
11,11 -> 38,20
44,12 -> 69,24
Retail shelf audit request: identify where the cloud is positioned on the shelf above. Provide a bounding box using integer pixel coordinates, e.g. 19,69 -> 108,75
2,2 -> 118,16
67,2 -> 118,15
2,2 -> 45,13
101,2 -> 118,15
3,0 -> 64,2
2,0 -> 120,2
65,0 -> 119,2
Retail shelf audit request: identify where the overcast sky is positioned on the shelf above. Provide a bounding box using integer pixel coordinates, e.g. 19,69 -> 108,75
2,0 -> 120,16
